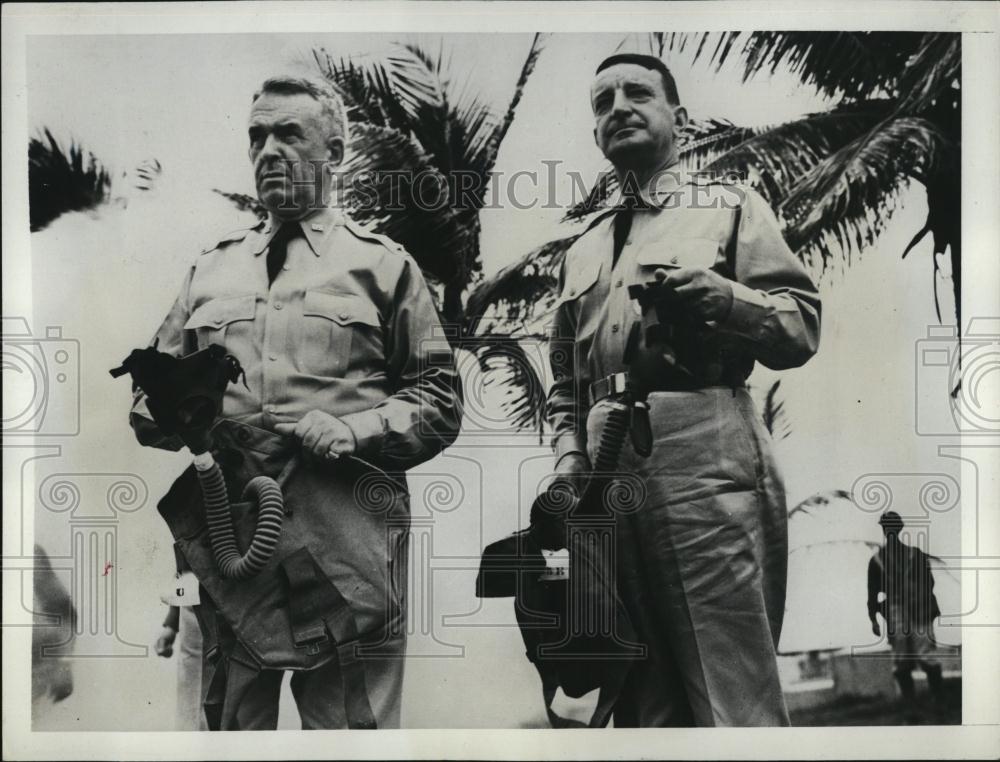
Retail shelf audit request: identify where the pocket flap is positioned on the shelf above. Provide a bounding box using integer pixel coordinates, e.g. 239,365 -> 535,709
303,291 -> 380,327
635,237 -> 720,270
184,294 -> 256,330
557,260 -> 601,305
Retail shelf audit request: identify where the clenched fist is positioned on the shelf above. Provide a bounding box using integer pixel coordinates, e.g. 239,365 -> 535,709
275,410 -> 356,464
655,266 -> 734,323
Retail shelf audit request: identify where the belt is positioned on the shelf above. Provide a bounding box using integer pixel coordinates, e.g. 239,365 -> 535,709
589,371 -> 745,405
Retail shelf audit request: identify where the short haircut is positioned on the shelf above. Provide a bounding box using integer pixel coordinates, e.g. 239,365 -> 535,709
595,53 -> 681,106
252,76 -> 349,144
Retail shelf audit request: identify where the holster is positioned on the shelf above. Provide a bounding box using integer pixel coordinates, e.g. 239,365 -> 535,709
158,419 -> 408,730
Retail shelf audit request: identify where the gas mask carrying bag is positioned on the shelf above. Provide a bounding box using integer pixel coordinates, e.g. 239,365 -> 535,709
476,485 -> 642,728
113,346 -> 409,730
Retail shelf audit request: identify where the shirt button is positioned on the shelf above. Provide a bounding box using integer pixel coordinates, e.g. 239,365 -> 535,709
568,289 -> 576,296
671,256 -> 679,264
274,302 -> 283,310
282,264 -> 291,271
339,312 -> 350,320
265,405 -> 276,414
615,279 -> 623,287
611,324 -> 620,333
269,354 -> 278,361
625,239 -> 632,246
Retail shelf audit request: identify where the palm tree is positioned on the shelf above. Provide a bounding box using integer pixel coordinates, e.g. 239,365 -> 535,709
312,36 -> 545,332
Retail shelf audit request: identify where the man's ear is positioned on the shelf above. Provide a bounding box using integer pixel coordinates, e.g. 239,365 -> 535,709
326,135 -> 345,168
673,106 -> 689,133
593,126 -> 600,149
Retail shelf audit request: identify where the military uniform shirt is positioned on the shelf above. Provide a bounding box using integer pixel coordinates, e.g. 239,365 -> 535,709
131,205 -> 462,470
548,167 -> 821,460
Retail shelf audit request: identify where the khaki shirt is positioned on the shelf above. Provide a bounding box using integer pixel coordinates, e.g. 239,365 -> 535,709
131,205 -> 462,470
547,167 -> 821,459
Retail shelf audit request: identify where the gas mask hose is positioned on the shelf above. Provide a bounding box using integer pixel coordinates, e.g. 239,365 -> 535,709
592,400 -> 632,474
193,452 -> 284,580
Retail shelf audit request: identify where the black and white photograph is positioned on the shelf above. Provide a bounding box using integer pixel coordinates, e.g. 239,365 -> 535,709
2,2 -> 998,759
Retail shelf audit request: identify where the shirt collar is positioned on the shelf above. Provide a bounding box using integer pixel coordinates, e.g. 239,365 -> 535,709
608,164 -> 692,209
255,205 -> 346,256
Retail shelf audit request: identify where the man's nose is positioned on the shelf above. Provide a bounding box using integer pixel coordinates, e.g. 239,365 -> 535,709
610,88 -> 631,116
257,133 -> 284,163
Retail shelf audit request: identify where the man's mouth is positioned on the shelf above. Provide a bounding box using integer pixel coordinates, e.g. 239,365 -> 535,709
259,172 -> 287,185
611,125 -> 640,139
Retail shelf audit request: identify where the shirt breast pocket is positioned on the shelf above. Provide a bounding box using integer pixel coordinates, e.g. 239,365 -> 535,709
555,260 -> 601,310
635,237 -> 722,274
300,290 -> 383,378
184,294 -> 256,352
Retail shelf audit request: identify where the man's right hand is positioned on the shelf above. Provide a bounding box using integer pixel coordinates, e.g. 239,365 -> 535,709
550,451 -> 591,503
870,618 -> 881,638
155,625 -> 177,658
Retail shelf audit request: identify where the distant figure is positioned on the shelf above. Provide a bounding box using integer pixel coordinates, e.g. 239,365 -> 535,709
31,545 -> 76,708
867,511 -> 945,709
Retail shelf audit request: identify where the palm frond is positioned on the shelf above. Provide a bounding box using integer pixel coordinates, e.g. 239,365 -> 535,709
788,489 -> 855,518
462,334 -> 548,439
894,33 -> 961,115
780,116 -> 948,258
670,32 -> 925,104
28,129 -> 111,232
465,233 -> 579,332
212,189 -> 266,220
761,380 -> 792,441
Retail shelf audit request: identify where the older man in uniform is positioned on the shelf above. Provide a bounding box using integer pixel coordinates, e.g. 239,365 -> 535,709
546,54 -> 821,726
130,76 -> 462,729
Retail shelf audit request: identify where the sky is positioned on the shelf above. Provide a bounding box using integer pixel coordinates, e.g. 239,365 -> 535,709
16,31 -> 971,728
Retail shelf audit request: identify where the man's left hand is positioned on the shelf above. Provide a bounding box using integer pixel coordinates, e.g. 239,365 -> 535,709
655,267 -> 734,322
275,410 -> 356,463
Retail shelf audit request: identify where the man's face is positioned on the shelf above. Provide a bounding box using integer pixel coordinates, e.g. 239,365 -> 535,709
248,92 -> 343,218
591,63 -> 686,170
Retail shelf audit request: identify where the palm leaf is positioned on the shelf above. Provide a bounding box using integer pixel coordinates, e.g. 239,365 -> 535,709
28,129 -> 111,232
761,380 -> 791,441
788,489 -> 855,518
780,116 -> 948,258
462,334 -> 548,439
465,233 -> 579,333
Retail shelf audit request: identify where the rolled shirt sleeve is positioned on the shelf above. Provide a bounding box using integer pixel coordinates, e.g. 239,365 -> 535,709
719,188 -> 822,370
340,254 -> 463,470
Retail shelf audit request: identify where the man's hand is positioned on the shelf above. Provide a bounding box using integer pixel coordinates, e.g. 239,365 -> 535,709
274,410 -> 356,463
551,451 -> 590,503
155,625 -> 177,658
870,618 -> 881,638
655,266 -> 734,323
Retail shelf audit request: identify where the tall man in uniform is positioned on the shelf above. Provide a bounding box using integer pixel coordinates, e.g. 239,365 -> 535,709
546,54 -> 821,726
130,76 -> 463,728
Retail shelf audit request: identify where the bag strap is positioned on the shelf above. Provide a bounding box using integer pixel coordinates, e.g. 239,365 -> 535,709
280,548 -> 378,729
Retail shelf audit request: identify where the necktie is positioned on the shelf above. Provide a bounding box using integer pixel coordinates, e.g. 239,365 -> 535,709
266,222 -> 299,285
612,195 -> 640,269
